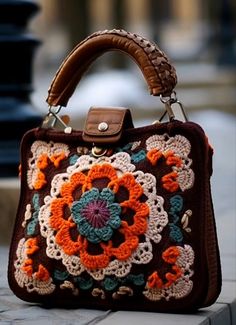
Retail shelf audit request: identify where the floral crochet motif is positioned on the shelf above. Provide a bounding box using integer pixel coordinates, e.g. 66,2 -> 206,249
71,188 -> 121,243
27,141 -> 69,190
14,133 -> 196,301
39,152 -> 168,280
14,238 -> 55,294
146,134 -> 194,192
143,245 -> 194,301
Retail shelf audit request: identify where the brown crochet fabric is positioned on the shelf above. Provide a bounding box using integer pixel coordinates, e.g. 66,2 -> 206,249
8,119 -> 221,312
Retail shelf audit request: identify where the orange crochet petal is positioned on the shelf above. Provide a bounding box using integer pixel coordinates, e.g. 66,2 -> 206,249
147,271 -> 163,289
50,198 -> 70,229
60,172 -> 86,202
33,170 -> 47,190
109,173 -> 143,201
21,258 -> 33,277
120,200 -> 149,236
80,239 -> 110,269
36,154 -> 49,170
35,264 -> 50,281
54,223 -> 81,256
25,237 -> 39,255
80,252 -> 110,269
111,235 -> 139,261
50,152 -> 66,168
165,265 -> 182,287
162,171 -> 179,192
164,151 -> 182,168
162,246 -> 180,264
147,148 -> 163,166
83,164 -> 118,192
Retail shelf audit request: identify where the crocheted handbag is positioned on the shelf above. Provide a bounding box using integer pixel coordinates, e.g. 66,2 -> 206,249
8,29 -> 221,312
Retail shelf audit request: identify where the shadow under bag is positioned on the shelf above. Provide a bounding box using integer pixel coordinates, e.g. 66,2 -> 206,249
8,29 -> 221,312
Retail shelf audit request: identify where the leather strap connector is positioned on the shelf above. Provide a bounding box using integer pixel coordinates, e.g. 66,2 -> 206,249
82,107 -> 134,145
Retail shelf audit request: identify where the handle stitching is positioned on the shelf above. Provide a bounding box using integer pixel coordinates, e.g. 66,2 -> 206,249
84,29 -> 177,95
47,29 -> 177,106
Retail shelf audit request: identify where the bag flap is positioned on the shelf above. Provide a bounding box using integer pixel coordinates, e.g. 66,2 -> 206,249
82,107 -> 134,145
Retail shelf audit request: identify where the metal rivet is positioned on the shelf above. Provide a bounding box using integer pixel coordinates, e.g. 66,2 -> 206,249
98,122 -> 108,132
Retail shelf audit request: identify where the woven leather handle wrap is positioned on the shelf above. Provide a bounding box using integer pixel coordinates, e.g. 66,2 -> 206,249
46,29 -> 177,107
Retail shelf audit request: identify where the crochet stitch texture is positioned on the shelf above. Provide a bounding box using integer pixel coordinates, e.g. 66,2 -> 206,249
14,133 -> 195,302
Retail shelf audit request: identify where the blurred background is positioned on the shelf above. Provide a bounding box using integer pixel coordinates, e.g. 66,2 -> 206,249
0,0 -> 235,266
30,0 -> 236,124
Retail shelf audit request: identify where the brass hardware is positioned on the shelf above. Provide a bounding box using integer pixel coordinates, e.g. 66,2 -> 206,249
92,146 -> 107,157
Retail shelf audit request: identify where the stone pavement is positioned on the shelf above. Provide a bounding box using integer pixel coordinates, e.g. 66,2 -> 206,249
0,109 -> 235,324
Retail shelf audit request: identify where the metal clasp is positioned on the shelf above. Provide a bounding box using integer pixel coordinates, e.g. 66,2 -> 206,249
41,106 -> 72,134
156,91 -> 188,123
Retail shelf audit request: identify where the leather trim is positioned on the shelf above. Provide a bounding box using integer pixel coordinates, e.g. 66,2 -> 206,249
82,107 -> 134,144
46,29 -> 177,107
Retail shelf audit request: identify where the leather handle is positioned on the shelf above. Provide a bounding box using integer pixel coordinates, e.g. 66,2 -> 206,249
46,29 -> 177,107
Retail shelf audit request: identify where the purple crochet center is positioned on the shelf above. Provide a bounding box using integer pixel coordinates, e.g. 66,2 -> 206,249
81,199 -> 110,228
